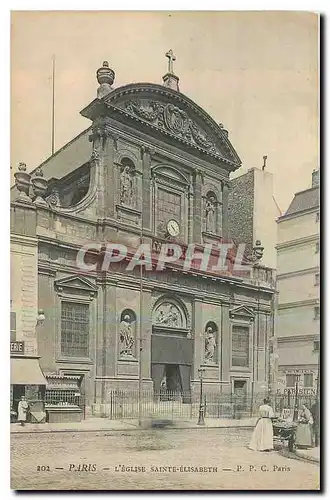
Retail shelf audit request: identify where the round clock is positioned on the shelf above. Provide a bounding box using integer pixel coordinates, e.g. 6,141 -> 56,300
166,219 -> 180,237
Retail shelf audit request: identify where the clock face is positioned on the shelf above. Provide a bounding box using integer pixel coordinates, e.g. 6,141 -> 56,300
167,219 -> 180,237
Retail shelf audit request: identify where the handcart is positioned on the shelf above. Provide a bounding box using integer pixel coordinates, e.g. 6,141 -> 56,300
273,419 -> 297,452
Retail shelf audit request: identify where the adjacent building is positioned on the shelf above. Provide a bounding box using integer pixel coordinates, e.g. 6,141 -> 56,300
228,165 -> 280,270
11,56 -> 276,413
10,201 -> 47,412
275,169 -> 320,397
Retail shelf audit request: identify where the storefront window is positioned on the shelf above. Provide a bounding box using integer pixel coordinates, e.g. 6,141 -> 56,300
286,374 -> 299,387
304,373 -> 313,388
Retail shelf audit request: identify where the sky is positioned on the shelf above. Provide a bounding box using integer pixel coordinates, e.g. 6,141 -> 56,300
11,11 -> 319,212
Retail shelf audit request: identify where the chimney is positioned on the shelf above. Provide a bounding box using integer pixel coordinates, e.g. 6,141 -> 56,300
312,169 -> 319,188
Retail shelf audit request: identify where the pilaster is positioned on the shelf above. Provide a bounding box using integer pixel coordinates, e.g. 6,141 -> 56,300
222,181 -> 229,240
140,146 -> 154,231
192,169 -> 203,244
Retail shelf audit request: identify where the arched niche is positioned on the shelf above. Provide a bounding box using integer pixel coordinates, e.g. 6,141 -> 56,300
118,308 -> 137,359
204,321 -> 218,364
119,157 -> 137,207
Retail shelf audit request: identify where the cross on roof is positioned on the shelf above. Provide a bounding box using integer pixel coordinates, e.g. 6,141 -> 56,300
165,49 -> 176,74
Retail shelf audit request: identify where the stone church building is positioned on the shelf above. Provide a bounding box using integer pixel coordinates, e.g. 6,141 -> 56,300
11,54 -> 276,410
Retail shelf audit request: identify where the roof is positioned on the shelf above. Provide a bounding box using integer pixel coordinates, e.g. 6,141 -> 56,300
283,186 -> 319,217
10,127 -> 92,201
12,81 -> 241,200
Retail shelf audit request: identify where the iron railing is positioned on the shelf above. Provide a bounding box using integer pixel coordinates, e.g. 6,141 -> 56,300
94,390 -> 316,420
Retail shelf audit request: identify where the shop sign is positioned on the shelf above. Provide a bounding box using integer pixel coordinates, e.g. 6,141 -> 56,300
277,388 -> 316,396
10,341 -> 25,354
284,369 -> 314,375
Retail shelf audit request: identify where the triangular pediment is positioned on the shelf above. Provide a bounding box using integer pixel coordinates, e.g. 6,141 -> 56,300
98,84 -> 241,170
54,275 -> 98,293
229,305 -> 255,319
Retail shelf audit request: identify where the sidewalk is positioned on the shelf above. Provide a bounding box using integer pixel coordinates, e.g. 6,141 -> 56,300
295,446 -> 320,464
11,416 -> 256,434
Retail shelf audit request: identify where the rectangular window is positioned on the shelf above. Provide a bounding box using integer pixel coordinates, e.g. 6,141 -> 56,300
314,306 -> 320,320
232,325 -> 249,367
286,374 -> 299,387
304,373 -> 313,388
10,311 -> 16,343
315,242 -> 319,253
313,340 -> 320,352
157,188 -> 181,224
315,273 -> 320,286
316,212 -> 320,222
61,302 -> 89,357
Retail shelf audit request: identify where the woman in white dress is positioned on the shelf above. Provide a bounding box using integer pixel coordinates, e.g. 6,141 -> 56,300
249,398 -> 275,452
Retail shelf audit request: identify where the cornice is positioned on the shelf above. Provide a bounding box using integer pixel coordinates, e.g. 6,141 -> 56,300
276,233 -> 319,250
277,333 -> 320,343
277,206 -> 319,222
81,83 -> 241,169
277,266 -> 320,280
277,298 -> 319,310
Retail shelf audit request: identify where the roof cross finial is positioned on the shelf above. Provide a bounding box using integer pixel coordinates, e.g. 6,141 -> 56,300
165,49 -> 176,74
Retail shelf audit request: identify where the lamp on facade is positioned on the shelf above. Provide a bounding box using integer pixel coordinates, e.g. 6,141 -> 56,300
36,309 -> 45,327
197,367 -> 206,425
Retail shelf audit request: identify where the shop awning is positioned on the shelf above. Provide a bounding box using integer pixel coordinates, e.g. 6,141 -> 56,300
11,357 -> 47,386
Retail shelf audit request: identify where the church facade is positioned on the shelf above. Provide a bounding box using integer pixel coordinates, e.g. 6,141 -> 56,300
11,55 -> 276,410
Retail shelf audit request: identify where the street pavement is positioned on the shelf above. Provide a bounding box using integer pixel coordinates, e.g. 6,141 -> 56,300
10,416 -> 256,434
11,427 -> 320,491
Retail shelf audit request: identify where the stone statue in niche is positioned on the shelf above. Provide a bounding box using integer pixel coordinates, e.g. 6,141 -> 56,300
204,326 -> 216,363
120,165 -> 135,206
205,196 -> 216,233
155,303 -> 181,328
119,314 -> 135,357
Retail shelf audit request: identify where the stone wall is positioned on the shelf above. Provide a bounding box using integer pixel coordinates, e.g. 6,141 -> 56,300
228,170 -> 254,254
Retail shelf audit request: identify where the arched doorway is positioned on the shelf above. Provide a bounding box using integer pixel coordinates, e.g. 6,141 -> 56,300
151,298 -> 193,402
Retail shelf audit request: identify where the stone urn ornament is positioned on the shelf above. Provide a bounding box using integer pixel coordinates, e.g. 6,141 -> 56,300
31,167 -> 48,205
96,61 -> 115,99
14,162 -> 31,200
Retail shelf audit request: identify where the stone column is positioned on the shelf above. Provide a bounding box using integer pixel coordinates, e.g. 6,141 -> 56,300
222,181 -> 229,240
192,170 -> 203,244
140,146 -> 154,231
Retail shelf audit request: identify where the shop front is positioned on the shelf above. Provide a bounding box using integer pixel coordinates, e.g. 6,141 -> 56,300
10,342 -> 47,423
